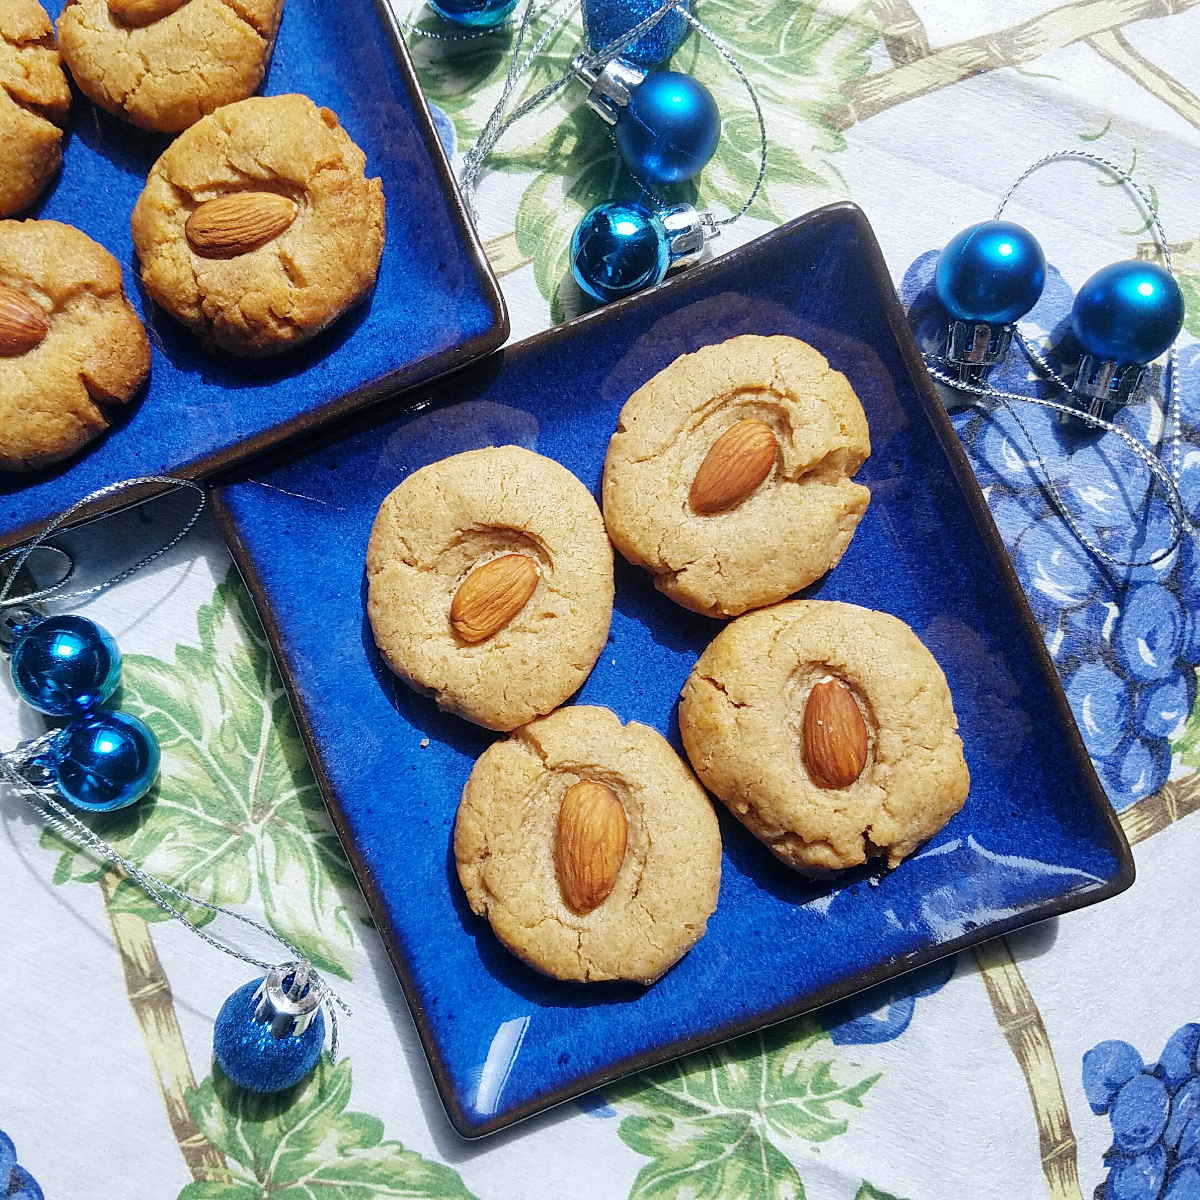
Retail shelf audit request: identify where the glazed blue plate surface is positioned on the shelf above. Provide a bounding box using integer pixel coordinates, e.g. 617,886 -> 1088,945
215,203 -> 1133,1137
1,0 -> 507,551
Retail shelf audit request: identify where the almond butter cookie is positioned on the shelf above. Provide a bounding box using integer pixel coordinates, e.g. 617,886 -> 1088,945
0,0 -> 71,218
131,94 -> 385,357
57,0 -> 284,133
679,600 -> 969,874
454,705 -> 721,983
0,219 -> 149,472
602,334 -> 871,617
366,446 -> 614,732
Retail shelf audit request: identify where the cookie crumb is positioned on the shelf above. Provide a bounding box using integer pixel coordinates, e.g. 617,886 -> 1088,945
420,737 -> 429,749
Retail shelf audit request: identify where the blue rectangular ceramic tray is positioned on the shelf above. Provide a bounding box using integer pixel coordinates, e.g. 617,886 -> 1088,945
214,203 -> 1134,1137
1,0 -> 507,552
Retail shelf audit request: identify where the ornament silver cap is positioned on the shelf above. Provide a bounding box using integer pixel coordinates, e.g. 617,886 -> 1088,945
571,54 -> 646,125
254,962 -> 322,1039
660,204 -> 719,273
1071,354 -> 1145,420
944,319 -> 1013,383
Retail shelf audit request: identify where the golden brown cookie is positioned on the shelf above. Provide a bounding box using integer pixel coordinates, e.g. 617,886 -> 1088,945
602,334 -> 871,617
0,219 -> 150,472
454,705 -> 722,983
0,0 -> 71,218
57,0 -> 284,133
366,446 -> 613,732
679,600 -> 969,873
131,94 -> 385,357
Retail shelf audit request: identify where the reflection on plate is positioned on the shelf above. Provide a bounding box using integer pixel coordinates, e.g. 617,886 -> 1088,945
215,202 -> 1133,1137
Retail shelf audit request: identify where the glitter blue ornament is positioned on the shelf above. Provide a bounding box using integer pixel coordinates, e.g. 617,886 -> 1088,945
571,200 -> 670,302
44,710 -> 159,812
427,0 -> 517,29
214,966 -> 327,1094
935,220 -> 1046,325
614,70 -> 720,186
9,614 -> 120,717
1072,260 -> 1184,365
583,0 -> 691,67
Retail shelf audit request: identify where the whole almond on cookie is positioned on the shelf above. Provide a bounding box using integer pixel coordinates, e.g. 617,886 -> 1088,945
803,678 -> 869,789
185,192 -> 298,259
555,781 -> 628,915
450,554 -> 539,644
108,0 -> 189,24
689,419 -> 778,514
0,285 -> 50,357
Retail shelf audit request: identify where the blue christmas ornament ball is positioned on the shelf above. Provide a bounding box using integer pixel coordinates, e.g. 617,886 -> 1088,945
9,614 -> 120,718
427,0 -> 516,29
571,200 -> 669,302
934,220 -> 1046,324
214,978 -> 326,1094
1072,259 -> 1184,364
46,710 -> 159,812
615,70 -> 720,186
583,0 -> 691,67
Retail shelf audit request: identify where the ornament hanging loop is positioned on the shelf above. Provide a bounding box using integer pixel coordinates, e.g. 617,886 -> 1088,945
571,52 -> 644,123
255,962 -> 323,1038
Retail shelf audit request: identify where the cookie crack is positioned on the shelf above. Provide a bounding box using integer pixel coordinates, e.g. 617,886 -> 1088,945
212,0 -> 272,40
0,82 -> 63,130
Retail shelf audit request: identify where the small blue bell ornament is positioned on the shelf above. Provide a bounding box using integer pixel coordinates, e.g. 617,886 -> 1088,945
934,220 -> 1046,382
573,55 -> 720,186
214,963 -> 328,1093
427,0 -> 517,29
582,0 -> 691,68
1070,259 -> 1185,419
571,199 -> 714,302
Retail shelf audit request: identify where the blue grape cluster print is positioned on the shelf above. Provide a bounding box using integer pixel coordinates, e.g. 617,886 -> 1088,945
0,1132 -> 43,1200
1083,1026 -> 1200,1198
903,252 -> 1200,810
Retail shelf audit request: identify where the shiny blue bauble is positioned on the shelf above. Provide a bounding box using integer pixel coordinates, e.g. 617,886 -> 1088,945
935,220 -> 1046,324
583,0 -> 691,68
571,200 -> 669,302
427,0 -> 517,28
214,978 -> 326,1093
46,710 -> 159,812
1072,259 -> 1184,365
615,71 -> 720,186
9,614 -> 120,718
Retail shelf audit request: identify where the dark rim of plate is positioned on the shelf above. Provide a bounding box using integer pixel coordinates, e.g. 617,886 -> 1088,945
0,0 -> 510,555
213,200 -> 1136,1139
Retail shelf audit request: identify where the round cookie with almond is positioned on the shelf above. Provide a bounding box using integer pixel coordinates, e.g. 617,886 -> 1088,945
679,599 -> 969,874
0,219 -> 149,472
131,94 -> 385,357
454,705 -> 722,983
0,0 -> 71,218
57,0 -> 284,133
366,446 -> 614,732
602,334 -> 871,617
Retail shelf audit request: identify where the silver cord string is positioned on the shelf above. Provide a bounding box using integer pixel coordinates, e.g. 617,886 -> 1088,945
0,476 -> 207,612
0,742 -> 350,1058
927,149 -> 1193,571
454,0 -> 768,231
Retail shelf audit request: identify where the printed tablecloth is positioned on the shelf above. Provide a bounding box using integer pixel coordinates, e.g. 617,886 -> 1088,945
3,3 -> 1200,1197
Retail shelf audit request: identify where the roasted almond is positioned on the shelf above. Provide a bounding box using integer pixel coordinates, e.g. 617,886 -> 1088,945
450,554 -> 538,643
802,677 -> 868,789
0,285 -> 49,357
555,781 -> 627,915
689,419 -> 778,514
185,192 -> 298,259
108,0 -> 188,25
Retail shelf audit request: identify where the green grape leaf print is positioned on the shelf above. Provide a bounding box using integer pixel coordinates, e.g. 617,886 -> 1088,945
40,572 -> 363,979
605,1020 -> 879,1199
179,1060 -> 477,1199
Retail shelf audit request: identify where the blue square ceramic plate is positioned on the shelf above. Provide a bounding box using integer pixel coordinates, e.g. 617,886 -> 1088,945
214,203 -> 1134,1137
1,0 -> 507,551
